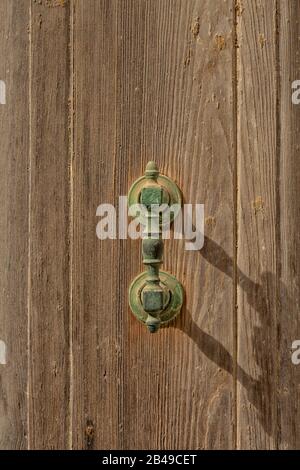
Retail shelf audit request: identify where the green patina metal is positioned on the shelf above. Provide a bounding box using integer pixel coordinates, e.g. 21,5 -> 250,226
128,161 -> 184,333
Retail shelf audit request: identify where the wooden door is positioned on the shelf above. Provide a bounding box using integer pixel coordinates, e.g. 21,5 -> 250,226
0,0 -> 299,450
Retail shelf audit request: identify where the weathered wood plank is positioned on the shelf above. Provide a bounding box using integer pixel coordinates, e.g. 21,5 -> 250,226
0,0 -> 29,450
72,0 -> 119,449
28,0 -> 71,449
278,0 -> 300,449
73,0 -> 235,449
236,0 -> 278,449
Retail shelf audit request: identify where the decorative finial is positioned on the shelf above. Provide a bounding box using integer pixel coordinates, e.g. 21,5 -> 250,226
145,161 -> 159,180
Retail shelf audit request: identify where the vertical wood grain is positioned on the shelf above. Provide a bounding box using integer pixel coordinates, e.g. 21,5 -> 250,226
72,0 -> 119,449
73,0 -> 235,449
28,0 -> 71,449
278,0 -> 300,449
0,0 -> 29,450
236,0 -> 278,449
3,0 -> 300,451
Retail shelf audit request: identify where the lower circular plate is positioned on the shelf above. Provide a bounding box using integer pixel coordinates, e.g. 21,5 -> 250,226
129,271 -> 184,326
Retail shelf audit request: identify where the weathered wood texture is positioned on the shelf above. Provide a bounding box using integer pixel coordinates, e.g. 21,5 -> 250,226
0,0 -> 29,450
0,0 -> 299,450
72,0 -> 235,450
278,0 -> 300,449
72,0 -> 119,450
236,0 -> 278,449
28,0 -> 71,449
236,0 -> 300,450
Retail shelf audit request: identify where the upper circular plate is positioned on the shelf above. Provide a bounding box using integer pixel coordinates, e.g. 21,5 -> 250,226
128,173 -> 182,225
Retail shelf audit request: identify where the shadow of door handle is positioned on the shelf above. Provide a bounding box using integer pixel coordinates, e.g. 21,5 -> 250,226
128,161 -> 184,333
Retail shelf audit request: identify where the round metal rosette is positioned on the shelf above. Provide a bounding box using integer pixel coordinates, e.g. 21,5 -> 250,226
128,171 -> 182,227
129,270 -> 184,327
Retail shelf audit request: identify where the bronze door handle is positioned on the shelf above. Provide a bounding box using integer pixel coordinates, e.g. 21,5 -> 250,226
128,162 -> 184,332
